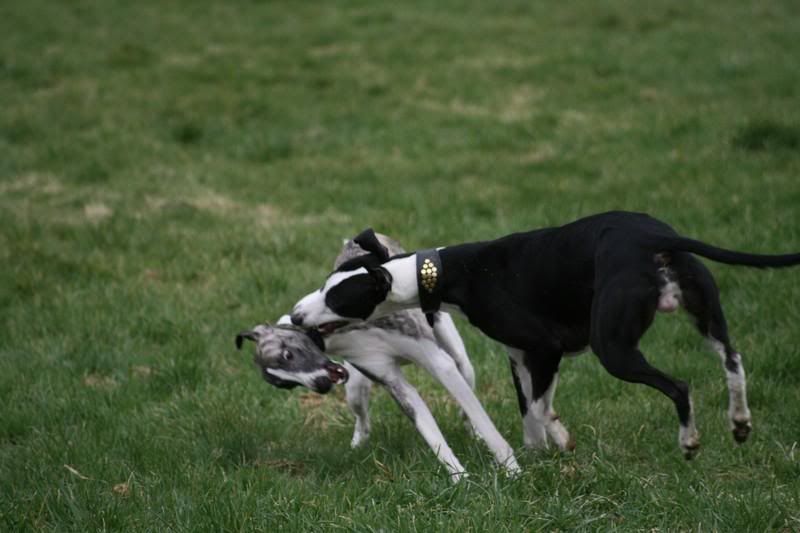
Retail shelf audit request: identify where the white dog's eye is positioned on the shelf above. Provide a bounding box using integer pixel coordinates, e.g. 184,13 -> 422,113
282,351 -> 293,361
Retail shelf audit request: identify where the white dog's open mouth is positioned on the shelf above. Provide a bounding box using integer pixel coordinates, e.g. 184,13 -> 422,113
325,362 -> 349,384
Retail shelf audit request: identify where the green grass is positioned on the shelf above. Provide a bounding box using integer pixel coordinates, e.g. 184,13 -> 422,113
2,0 -> 800,530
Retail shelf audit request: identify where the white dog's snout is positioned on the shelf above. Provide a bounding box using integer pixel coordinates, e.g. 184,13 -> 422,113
291,289 -> 334,327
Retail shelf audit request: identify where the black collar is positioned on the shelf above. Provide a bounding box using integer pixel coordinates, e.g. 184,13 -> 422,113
416,249 -> 443,327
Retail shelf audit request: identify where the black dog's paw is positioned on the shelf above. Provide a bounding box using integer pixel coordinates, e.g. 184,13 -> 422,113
682,441 -> 701,460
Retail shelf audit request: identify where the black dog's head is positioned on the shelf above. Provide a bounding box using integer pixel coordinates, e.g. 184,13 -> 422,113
289,228 -> 404,329
235,323 -> 348,394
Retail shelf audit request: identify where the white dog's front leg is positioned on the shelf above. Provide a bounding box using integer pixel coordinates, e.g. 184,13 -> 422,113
418,345 -> 521,477
433,312 -> 475,389
432,312 -> 477,436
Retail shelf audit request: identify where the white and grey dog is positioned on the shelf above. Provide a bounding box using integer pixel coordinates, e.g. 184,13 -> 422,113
236,234 -> 520,481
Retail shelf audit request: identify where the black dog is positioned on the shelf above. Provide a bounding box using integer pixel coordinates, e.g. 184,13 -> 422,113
291,211 -> 800,457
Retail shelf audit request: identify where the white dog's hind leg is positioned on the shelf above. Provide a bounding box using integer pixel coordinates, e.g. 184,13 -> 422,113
432,312 -> 478,435
343,362 -> 373,448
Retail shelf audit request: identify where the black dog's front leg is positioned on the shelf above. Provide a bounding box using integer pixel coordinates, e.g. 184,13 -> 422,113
456,289 -> 574,451
507,346 -> 573,451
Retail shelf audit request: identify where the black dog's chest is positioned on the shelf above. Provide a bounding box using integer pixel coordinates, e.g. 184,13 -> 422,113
528,288 -> 594,352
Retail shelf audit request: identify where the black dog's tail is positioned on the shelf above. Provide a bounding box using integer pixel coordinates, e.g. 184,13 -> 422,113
656,236 -> 800,269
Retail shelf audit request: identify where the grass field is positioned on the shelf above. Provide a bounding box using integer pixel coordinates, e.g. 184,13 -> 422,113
2,0 -> 800,530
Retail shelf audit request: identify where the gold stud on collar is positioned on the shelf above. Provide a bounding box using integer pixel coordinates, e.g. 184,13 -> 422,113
420,258 -> 438,293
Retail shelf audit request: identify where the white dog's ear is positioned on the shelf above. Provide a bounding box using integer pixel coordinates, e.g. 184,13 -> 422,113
353,228 -> 390,262
368,266 -> 393,294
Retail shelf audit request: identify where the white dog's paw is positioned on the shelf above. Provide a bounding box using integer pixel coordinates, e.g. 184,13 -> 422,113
449,470 -> 469,484
503,459 -> 523,479
350,432 -> 369,449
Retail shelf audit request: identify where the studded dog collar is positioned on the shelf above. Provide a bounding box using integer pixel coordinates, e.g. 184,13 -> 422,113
416,249 -> 443,327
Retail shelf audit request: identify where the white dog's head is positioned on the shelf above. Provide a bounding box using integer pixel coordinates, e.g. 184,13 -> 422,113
290,229 -> 400,330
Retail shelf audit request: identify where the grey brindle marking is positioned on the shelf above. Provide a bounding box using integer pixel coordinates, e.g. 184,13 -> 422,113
238,234 -> 521,482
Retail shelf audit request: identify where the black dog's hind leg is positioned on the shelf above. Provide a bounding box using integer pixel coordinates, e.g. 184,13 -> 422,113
507,347 -> 574,451
680,257 -> 752,443
591,273 -> 701,458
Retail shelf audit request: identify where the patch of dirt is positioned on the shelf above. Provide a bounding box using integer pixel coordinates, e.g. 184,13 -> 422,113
498,86 -> 544,123
456,54 -> 542,69
189,192 -> 239,212
112,481 -> 131,497
519,143 -> 557,164
415,85 -> 543,124
256,204 -> 280,226
131,365 -> 153,378
298,390 -> 349,430
310,43 -> 362,58
83,373 -> 118,389
0,173 -> 62,194
84,202 -> 113,222
254,458 -> 306,475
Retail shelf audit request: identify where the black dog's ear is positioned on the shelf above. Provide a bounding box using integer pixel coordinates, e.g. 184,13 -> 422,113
235,330 -> 259,350
353,228 -> 390,262
368,266 -> 393,294
305,328 -> 326,351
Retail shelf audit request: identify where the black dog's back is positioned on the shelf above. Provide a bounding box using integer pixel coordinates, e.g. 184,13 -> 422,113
441,212 -> 674,318
439,210 -> 800,352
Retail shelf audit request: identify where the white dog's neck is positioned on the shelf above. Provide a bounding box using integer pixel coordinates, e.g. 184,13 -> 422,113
382,254 -> 419,306
374,249 -> 463,319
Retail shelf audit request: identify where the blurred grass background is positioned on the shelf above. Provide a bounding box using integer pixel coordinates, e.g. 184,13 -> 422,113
1,0 -> 799,530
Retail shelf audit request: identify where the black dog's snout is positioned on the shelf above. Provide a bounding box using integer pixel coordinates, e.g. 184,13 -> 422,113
290,313 -> 304,326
